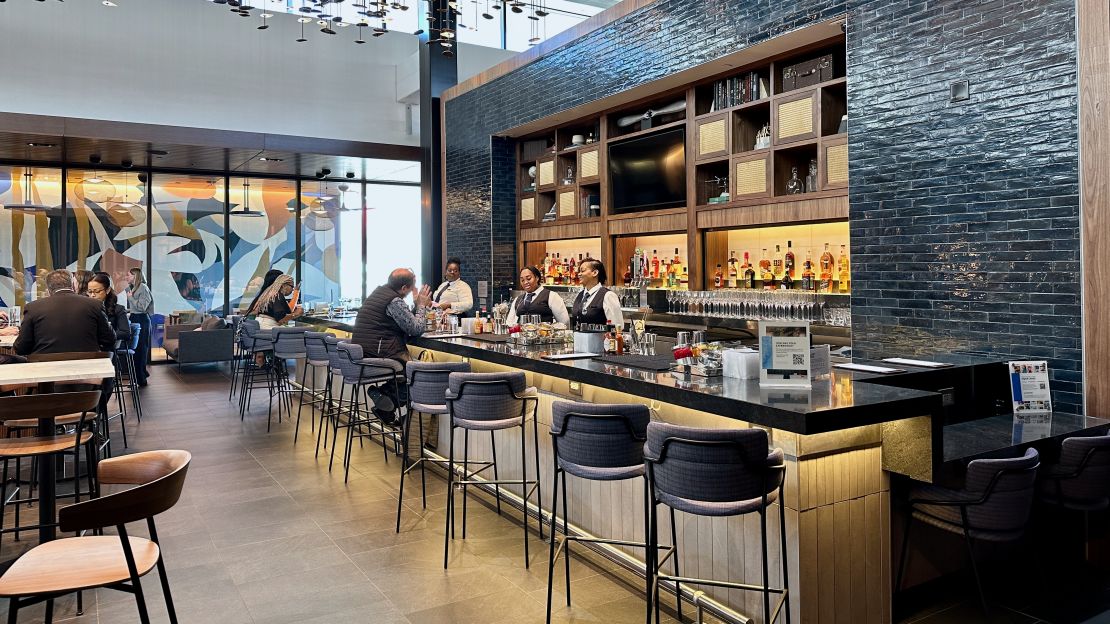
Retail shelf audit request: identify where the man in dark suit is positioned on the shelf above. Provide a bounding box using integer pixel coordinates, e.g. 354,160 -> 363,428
14,270 -> 115,356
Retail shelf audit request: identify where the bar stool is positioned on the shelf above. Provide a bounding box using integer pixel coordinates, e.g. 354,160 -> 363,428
1036,434 -> 1110,568
396,360 -> 471,532
443,371 -> 543,569
114,322 -> 143,423
896,448 -> 1040,614
545,401 -> 673,624
271,326 -> 309,431
644,423 -> 789,624
237,319 -> 274,423
296,332 -> 332,444
330,342 -> 402,482
227,315 -> 246,402
315,335 -> 346,458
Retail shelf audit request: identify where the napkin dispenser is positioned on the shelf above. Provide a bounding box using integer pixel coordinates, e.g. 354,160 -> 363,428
723,348 -> 760,380
573,331 -> 606,354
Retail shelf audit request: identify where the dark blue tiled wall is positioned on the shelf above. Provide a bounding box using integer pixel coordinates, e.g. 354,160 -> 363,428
444,0 -> 1082,410
847,0 -> 1081,411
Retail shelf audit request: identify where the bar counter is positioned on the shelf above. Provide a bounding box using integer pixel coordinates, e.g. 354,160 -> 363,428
295,316 -> 1048,624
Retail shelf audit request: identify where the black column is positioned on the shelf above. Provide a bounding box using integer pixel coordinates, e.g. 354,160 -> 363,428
419,0 -> 457,287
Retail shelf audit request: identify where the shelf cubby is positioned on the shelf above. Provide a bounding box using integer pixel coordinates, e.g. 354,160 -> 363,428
732,102 -> 772,154
695,160 -> 730,206
773,144 -> 820,197
821,82 -> 847,137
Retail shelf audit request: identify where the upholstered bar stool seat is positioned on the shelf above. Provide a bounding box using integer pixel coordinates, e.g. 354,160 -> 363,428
443,371 -> 544,569
396,360 -> 471,532
296,332 -> 333,445
1037,434 -> 1110,511
545,401 -> 672,624
644,422 -> 789,624
269,327 -> 309,431
897,448 -> 1040,613
327,342 -> 402,483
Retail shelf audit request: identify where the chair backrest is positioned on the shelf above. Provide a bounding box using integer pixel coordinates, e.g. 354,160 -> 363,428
1054,435 -> 1110,506
645,422 -> 783,504
128,322 -> 141,351
324,335 -> 345,371
406,361 -> 471,407
336,342 -> 398,382
304,332 -> 330,362
0,390 -> 101,424
963,447 -> 1040,532
446,372 -> 529,423
59,450 -> 191,533
27,351 -> 112,363
272,327 -> 308,358
551,401 -> 650,470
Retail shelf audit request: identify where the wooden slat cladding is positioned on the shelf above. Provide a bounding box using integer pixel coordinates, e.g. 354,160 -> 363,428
697,195 -> 848,230
1080,0 -> 1110,416
519,221 -> 601,241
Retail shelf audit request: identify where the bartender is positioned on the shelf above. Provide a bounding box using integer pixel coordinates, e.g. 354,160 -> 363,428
430,257 -> 473,315
506,266 -> 569,325
571,258 -> 623,327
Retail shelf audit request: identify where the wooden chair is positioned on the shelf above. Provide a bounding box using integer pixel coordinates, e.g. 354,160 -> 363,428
0,449 -> 191,624
0,391 -> 101,548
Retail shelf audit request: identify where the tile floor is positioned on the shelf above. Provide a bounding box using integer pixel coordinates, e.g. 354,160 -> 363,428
0,365 -> 665,624
2,363 -> 1109,623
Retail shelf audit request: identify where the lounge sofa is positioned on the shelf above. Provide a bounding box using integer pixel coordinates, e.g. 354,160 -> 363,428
164,316 -> 234,366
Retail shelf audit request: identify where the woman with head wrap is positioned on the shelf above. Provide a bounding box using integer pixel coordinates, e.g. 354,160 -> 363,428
249,274 -> 302,330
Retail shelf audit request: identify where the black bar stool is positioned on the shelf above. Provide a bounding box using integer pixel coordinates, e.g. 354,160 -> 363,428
315,335 -> 347,458
896,448 -> 1040,613
443,371 -> 543,569
644,422 -> 790,624
329,342 -> 402,483
227,315 -> 246,402
545,400 -> 673,624
237,319 -> 274,423
271,327 -> 308,431
296,332 -> 332,444
396,360 -> 471,532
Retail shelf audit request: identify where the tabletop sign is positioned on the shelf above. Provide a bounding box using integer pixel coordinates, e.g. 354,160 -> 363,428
759,321 -> 811,388
1009,360 -> 1052,414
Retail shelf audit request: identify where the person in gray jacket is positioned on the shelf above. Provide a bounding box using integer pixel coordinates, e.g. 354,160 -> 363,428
126,267 -> 155,386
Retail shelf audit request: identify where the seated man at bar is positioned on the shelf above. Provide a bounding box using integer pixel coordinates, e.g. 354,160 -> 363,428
14,269 -> 115,355
430,257 -> 473,315
506,265 -> 570,325
353,268 -> 433,365
571,258 -> 623,328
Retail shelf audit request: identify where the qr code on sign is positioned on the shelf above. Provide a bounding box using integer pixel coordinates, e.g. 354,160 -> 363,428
792,354 -> 805,365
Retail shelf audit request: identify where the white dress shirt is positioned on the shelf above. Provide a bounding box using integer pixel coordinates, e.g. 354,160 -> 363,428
578,283 -> 624,327
431,279 -> 473,314
506,285 -> 570,325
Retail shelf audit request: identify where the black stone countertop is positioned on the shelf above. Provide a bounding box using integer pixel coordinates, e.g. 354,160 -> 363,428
296,316 -> 1031,435
942,411 -> 1110,465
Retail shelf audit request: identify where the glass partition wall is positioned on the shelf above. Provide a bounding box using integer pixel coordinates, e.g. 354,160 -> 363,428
0,166 -> 420,359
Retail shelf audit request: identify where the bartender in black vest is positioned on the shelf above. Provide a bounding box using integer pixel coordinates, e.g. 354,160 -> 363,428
506,266 -> 570,325
570,258 -> 624,328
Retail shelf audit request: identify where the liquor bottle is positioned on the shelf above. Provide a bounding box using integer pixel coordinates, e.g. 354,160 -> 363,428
780,270 -> 793,290
679,267 -> 689,290
553,253 -> 563,285
568,255 -> 578,285
604,324 -> 616,354
623,264 -> 632,286
741,251 -> 755,289
785,240 -> 796,278
727,251 -> 738,288
801,250 -> 815,291
577,253 -> 585,285
819,243 -> 834,292
714,264 -> 723,289
838,244 -> 850,293
772,244 -> 784,279
759,248 -> 774,289
615,326 -> 625,354
671,248 -> 683,278
545,254 -> 555,285
651,250 -> 660,280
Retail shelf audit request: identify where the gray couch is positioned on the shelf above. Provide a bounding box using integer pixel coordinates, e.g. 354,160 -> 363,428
164,317 -> 234,366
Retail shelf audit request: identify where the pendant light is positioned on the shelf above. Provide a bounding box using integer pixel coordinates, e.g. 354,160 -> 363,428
80,169 -> 116,204
6,167 -> 49,213
109,175 -> 142,212
231,179 -> 264,217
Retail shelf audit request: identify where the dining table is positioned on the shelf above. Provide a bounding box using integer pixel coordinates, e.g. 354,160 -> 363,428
0,334 -> 15,354
0,356 -> 116,542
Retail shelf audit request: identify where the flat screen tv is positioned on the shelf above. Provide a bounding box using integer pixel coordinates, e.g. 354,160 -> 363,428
608,127 -> 686,213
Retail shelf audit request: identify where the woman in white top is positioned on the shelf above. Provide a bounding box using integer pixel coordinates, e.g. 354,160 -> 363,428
570,258 -> 623,328
126,267 -> 155,386
506,266 -> 570,325
430,258 -> 474,315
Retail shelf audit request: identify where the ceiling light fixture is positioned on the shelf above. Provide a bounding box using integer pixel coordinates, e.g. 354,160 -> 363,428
101,0 -> 117,6
231,179 -> 264,217
6,167 -> 49,213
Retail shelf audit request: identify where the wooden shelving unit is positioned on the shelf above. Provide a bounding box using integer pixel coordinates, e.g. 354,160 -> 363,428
514,33 -> 849,291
